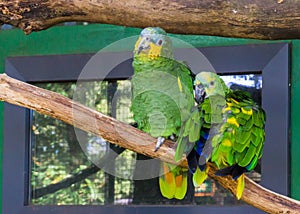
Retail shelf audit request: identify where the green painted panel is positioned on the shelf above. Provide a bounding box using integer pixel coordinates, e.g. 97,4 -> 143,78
291,40 -> 300,200
0,24 -> 138,62
0,23 -> 298,211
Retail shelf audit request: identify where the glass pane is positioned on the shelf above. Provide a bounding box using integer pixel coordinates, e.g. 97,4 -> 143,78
30,80 -> 135,205
30,73 -> 262,206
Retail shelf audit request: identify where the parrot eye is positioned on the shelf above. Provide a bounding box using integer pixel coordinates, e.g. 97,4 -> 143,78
209,81 -> 215,86
145,37 -> 150,41
157,39 -> 163,46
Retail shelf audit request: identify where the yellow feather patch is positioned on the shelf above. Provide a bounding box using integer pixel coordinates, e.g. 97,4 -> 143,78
195,80 -> 200,85
242,107 -> 253,115
134,37 -> 142,50
236,174 -> 245,200
221,156 -> 228,167
193,166 -> 209,187
159,177 -> 175,199
163,164 -> 173,184
227,117 -> 240,127
222,139 -> 232,147
177,77 -> 183,92
222,106 -> 231,113
175,172 -> 187,199
149,43 -> 162,59
231,98 -> 240,105
175,174 -> 183,187
159,163 -> 175,199
159,163 -> 188,199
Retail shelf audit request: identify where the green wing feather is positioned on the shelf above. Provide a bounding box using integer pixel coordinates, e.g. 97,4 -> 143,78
175,107 -> 203,162
230,93 -> 265,170
210,89 -> 265,199
211,90 -> 266,170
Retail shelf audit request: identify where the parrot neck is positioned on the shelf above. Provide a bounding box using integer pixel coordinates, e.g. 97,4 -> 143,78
134,53 -> 173,61
207,95 -> 227,124
222,81 -> 231,95
132,55 -> 173,73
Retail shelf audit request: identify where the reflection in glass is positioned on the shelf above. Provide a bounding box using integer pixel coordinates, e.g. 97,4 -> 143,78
30,80 -> 135,205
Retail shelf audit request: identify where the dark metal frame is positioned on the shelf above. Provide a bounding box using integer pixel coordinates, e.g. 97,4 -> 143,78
3,43 -> 290,213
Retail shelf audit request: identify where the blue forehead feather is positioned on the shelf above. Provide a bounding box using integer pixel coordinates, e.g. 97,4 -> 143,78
140,27 -> 167,43
141,27 -> 167,36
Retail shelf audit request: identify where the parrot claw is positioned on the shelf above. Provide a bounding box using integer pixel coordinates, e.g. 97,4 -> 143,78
169,134 -> 176,141
154,137 -> 165,152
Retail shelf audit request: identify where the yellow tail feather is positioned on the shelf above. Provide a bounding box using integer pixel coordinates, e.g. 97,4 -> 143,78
159,175 -> 175,199
236,174 -> 245,200
162,164 -> 174,184
159,163 -> 187,200
193,166 -> 209,187
175,174 -> 183,187
174,172 -> 187,199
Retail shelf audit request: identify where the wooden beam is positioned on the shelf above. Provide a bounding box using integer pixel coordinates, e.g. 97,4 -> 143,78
0,0 -> 300,39
0,73 -> 299,212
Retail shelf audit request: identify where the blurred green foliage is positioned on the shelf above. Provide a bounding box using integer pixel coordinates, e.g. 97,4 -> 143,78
31,80 -> 135,205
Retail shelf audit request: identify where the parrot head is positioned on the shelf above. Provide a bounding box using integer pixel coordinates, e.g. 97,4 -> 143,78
134,27 -> 173,59
194,72 -> 228,104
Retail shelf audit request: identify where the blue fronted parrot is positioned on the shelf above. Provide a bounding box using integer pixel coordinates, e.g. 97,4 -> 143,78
131,27 -> 195,199
175,71 -> 266,199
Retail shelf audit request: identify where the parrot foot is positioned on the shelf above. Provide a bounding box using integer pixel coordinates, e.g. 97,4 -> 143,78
154,137 -> 165,152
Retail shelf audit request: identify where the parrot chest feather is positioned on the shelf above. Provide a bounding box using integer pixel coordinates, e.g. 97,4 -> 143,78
131,56 -> 194,137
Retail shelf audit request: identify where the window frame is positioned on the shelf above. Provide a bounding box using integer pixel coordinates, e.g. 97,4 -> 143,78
3,43 -> 290,213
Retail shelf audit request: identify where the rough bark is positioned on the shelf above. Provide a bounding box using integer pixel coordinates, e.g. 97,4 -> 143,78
0,0 -> 300,39
0,74 -> 299,213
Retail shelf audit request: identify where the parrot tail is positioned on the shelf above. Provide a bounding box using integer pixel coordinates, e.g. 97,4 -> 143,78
215,165 -> 246,200
236,174 -> 245,200
187,142 -> 207,173
187,148 -> 200,173
192,166 -> 209,187
159,162 -> 188,200
214,164 -> 247,180
186,149 -> 208,187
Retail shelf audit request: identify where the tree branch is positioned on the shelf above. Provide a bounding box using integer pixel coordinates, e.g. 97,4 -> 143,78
1,0 -> 300,39
32,164 -> 100,199
0,73 -> 299,213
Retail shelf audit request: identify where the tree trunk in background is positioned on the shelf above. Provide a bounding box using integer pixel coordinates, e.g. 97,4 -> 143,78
1,0 -> 300,39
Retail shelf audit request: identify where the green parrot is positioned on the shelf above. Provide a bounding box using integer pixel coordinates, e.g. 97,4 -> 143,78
175,71 -> 266,199
131,27 -> 195,199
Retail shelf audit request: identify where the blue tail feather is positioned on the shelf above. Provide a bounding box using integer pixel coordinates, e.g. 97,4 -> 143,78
187,149 -> 199,173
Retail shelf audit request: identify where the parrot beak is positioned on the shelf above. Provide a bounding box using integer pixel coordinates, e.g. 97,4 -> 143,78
137,46 -> 144,55
195,84 -> 206,104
